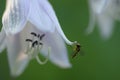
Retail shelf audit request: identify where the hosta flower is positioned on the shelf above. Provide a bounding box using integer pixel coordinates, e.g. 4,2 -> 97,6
0,0 -> 79,77
86,0 -> 120,39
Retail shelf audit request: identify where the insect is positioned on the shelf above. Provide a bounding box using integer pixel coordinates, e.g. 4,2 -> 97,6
26,32 -> 45,47
72,43 -> 81,58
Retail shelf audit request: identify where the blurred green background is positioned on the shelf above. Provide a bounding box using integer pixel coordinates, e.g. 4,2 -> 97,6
0,0 -> 120,80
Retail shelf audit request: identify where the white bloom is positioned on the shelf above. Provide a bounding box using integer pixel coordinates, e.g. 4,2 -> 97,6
86,0 -> 120,39
0,0 -> 79,77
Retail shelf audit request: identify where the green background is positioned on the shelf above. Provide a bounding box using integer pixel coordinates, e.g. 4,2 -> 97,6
0,0 -> 120,80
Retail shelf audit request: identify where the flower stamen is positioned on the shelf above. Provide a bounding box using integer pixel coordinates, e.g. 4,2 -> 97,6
35,47 -> 50,65
25,32 -> 49,64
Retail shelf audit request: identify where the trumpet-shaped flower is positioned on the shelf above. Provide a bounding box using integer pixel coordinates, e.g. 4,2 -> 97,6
86,0 -> 120,39
0,0 -> 79,77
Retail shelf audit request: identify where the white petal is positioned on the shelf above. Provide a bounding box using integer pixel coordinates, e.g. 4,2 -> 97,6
86,6 -> 96,34
0,28 -> 6,53
105,0 -> 120,20
28,0 -> 55,32
97,13 -> 114,39
2,0 -> 30,34
89,0 -> 108,14
6,31 -> 30,77
29,0 -> 73,45
40,31 -> 71,68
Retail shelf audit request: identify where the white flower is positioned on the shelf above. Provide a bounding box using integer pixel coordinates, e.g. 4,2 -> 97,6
0,0 -> 79,77
86,0 -> 120,39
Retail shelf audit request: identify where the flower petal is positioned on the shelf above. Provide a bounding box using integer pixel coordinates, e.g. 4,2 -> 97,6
97,13 -> 114,39
105,0 -> 120,20
28,0 -> 55,32
89,0 -> 107,14
0,28 -> 6,53
2,0 -> 30,34
6,31 -> 30,77
86,6 -> 96,34
40,31 -> 72,68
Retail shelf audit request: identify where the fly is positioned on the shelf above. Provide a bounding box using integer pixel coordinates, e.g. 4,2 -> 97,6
72,43 -> 81,58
